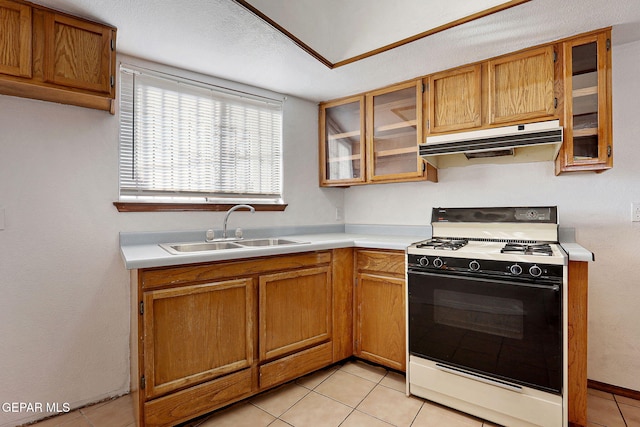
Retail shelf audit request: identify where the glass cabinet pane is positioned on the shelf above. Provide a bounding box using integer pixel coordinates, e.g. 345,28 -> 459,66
323,99 -> 363,182
369,84 -> 421,180
557,29 -> 611,174
571,41 -> 599,161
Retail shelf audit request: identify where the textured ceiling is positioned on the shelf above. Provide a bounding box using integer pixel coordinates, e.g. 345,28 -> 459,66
240,0 -> 517,65
32,0 -> 640,102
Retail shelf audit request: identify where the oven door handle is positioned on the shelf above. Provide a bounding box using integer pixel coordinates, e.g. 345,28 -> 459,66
435,363 -> 523,393
407,269 -> 560,292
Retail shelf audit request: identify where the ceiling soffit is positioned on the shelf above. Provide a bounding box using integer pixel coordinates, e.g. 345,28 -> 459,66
235,0 -> 530,68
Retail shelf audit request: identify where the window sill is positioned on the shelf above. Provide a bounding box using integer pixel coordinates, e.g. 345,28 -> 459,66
113,202 -> 288,212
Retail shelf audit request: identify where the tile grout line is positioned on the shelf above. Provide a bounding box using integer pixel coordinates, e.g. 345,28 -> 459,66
614,397 -> 629,427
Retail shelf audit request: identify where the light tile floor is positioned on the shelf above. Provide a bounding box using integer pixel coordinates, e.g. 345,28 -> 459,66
25,360 -> 640,427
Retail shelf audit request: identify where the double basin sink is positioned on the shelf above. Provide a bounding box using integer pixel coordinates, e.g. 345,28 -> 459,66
160,238 -> 309,255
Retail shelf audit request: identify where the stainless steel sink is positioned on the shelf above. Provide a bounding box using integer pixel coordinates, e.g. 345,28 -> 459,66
236,238 -> 308,247
159,241 -> 243,254
159,237 -> 309,254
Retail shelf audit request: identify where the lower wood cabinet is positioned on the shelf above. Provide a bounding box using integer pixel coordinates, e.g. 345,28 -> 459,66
259,267 -> 332,362
258,266 -> 333,388
141,278 -> 254,400
354,249 -> 406,371
131,250 -> 350,427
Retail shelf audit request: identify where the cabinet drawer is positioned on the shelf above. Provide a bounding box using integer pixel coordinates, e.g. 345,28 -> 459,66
143,368 -> 253,427
356,249 -> 405,276
259,342 -> 333,389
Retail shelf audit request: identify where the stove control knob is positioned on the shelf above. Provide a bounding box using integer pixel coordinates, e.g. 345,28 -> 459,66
510,264 -> 523,275
418,256 -> 429,266
469,260 -> 480,271
529,265 -> 543,277
433,258 -> 444,268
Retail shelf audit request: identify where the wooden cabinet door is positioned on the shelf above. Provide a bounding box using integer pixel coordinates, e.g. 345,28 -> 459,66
43,12 -> 113,94
259,266 -> 332,361
355,272 -> 405,371
142,278 -> 254,399
488,45 -> 556,124
366,80 -> 425,183
320,96 -> 366,186
428,65 -> 481,134
556,30 -> 612,173
0,0 -> 31,77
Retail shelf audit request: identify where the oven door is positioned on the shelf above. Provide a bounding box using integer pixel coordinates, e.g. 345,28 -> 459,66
408,269 -> 562,394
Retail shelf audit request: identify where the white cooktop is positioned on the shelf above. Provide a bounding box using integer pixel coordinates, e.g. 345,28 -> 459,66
409,240 -> 567,265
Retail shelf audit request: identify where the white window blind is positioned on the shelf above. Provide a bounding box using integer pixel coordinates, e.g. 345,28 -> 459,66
119,65 -> 284,204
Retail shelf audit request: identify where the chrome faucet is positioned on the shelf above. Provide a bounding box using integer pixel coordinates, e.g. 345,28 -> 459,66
222,204 -> 255,239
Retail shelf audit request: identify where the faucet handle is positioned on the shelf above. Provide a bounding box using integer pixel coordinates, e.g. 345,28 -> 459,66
234,228 -> 243,239
205,229 -> 216,242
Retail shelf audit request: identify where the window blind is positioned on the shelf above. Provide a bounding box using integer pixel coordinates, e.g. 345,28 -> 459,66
119,65 -> 284,204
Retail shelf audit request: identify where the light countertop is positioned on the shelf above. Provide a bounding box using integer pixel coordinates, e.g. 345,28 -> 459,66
119,224 -> 594,270
119,224 -> 429,269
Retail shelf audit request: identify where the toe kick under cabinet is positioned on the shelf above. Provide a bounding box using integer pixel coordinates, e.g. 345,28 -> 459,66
130,249 -> 353,427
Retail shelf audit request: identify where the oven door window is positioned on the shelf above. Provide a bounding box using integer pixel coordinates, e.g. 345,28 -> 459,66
409,271 -> 562,394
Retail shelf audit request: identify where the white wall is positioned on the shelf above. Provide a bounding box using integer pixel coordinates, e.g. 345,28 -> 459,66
0,65 -> 342,426
345,39 -> 640,392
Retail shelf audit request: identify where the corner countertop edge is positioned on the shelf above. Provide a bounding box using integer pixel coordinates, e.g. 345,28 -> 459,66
559,227 -> 595,262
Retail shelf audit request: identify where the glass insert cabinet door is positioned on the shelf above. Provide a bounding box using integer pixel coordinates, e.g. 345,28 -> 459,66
366,81 -> 424,182
560,30 -> 612,172
320,96 -> 365,185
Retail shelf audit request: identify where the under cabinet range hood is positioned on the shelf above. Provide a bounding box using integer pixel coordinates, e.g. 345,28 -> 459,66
420,120 -> 563,169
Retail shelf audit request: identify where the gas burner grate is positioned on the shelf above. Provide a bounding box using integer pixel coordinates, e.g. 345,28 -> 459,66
416,238 -> 469,251
501,243 -> 553,256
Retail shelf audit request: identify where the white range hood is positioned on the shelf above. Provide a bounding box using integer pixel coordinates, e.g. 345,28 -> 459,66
420,120 -> 563,169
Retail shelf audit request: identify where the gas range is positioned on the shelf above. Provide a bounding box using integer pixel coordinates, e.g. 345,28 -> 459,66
407,207 -> 567,427
407,207 -> 567,282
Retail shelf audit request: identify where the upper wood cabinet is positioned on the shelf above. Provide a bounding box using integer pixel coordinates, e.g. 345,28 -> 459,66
367,80 -> 428,183
320,28 -> 612,178
427,64 -> 482,134
43,12 -> 114,94
319,80 -> 437,187
488,46 -> 556,124
0,0 -> 32,78
0,0 -> 116,112
488,45 -> 557,125
319,96 -> 366,186
556,29 -> 612,173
